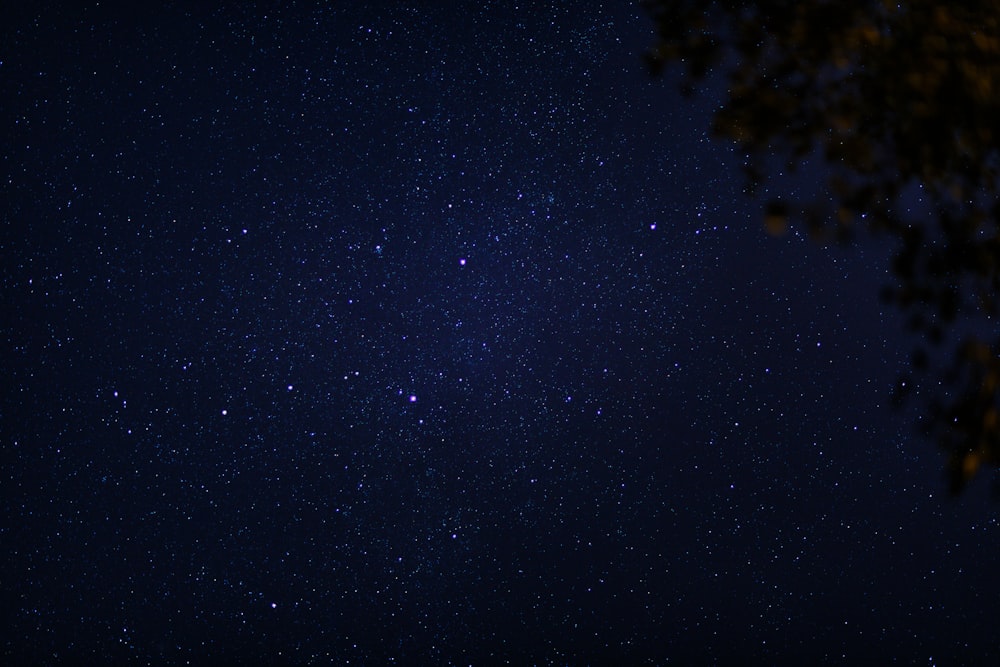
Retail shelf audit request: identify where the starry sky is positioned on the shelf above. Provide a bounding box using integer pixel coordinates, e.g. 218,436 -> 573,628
4,2 -> 1000,665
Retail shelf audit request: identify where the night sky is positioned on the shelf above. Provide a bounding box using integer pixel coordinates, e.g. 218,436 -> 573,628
4,2 -> 1000,665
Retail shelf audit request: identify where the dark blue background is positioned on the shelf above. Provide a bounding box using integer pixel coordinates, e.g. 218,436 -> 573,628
3,2 -> 998,664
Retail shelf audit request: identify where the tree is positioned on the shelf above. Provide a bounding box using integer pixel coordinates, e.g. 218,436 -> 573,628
642,0 -> 1000,494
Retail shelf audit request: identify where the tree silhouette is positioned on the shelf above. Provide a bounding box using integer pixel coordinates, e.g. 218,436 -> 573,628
643,0 -> 1000,494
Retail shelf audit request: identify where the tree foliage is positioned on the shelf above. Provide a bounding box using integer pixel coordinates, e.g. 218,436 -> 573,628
643,0 -> 1000,494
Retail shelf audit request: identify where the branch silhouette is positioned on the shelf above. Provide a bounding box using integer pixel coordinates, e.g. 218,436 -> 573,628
643,1 -> 1000,494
